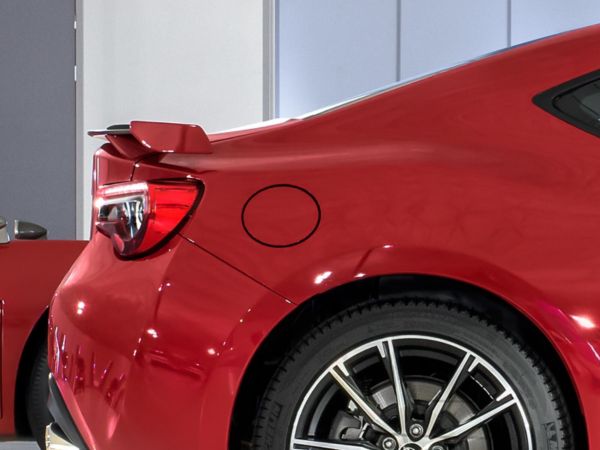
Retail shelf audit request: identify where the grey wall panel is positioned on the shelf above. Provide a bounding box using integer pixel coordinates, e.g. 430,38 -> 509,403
512,0 -> 600,45
0,0 -> 76,239
400,0 -> 509,80
278,0 -> 399,117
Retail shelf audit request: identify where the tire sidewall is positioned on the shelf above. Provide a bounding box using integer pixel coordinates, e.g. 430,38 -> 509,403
26,342 -> 52,448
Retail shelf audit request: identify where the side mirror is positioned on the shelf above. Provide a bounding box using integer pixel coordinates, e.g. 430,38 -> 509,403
14,220 -> 47,240
0,217 -> 9,244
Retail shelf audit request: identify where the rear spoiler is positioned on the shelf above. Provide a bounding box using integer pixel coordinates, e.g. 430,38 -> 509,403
88,121 -> 212,154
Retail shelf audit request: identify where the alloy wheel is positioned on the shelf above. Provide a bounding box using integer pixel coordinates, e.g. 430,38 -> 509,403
289,335 -> 533,450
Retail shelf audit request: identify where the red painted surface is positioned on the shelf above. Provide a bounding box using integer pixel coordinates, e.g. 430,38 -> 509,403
130,121 -> 212,154
0,240 -> 84,436
50,25 -> 600,449
93,144 -> 141,189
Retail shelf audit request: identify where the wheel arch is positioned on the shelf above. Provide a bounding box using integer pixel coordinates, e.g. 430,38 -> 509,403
14,307 -> 48,437
229,274 -> 588,450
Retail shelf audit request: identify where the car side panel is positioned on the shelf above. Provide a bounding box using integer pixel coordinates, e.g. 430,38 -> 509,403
0,240 -> 84,436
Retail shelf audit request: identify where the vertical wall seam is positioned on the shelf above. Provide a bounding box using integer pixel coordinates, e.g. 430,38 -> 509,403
75,0 -> 84,239
396,0 -> 402,81
274,0 -> 280,118
507,0 -> 512,47
263,0 -> 276,120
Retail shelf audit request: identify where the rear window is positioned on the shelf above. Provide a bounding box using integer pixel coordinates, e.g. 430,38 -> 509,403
534,70 -> 600,138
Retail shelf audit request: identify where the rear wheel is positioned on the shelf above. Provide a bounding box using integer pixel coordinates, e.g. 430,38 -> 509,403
252,300 -> 574,450
26,342 -> 51,449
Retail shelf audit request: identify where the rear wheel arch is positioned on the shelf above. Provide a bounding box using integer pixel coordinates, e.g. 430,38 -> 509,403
229,274 -> 588,450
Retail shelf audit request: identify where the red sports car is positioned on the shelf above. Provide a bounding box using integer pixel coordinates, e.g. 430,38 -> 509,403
0,218 -> 84,447
48,25 -> 600,450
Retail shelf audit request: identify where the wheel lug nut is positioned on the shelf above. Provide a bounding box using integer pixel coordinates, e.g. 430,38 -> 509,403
430,446 -> 445,450
382,437 -> 397,450
408,423 -> 424,439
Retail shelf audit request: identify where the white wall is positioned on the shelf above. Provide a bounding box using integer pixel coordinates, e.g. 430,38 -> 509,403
277,0 -> 399,117
77,0 -> 266,238
400,0 -> 508,79
512,0 -> 600,44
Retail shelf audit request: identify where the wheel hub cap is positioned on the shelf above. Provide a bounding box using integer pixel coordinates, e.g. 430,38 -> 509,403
400,445 -> 421,450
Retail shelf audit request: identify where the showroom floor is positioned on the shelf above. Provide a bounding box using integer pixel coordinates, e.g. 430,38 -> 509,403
0,442 -> 37,449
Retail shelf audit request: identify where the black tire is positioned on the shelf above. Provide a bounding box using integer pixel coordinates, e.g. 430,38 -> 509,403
252,300 -> 574,450
26,342 -> 52,449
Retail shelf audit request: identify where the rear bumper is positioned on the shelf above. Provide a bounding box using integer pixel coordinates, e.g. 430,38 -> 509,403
46,423 -> 80,450
49,233 -> 293,450
47,374 -> 87,450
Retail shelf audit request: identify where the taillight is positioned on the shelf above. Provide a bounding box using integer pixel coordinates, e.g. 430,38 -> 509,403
94,180 -> 200,257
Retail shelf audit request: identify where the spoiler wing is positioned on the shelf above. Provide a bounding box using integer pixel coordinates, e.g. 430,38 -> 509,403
89,121 -> 212,154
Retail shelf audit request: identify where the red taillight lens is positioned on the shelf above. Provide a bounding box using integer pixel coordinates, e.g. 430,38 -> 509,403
94,180 -> 200,257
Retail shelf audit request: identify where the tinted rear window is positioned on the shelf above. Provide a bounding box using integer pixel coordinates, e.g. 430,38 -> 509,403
534,70 -> 600,138
554,79 -> 600,132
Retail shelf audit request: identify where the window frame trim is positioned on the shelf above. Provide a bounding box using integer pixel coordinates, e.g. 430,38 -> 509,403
533,69 -> 600,139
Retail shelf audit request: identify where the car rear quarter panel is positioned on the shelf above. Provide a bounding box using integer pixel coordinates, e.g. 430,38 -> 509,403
49,233 -> 292,450
131,26 -> 600,449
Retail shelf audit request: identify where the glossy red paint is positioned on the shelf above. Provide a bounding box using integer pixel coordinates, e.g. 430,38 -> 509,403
0,240 -> 84,437
49,233 -> 291,449
50,25 -> 600,449
130,121 -> 212,154
93,143 -> 141,189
